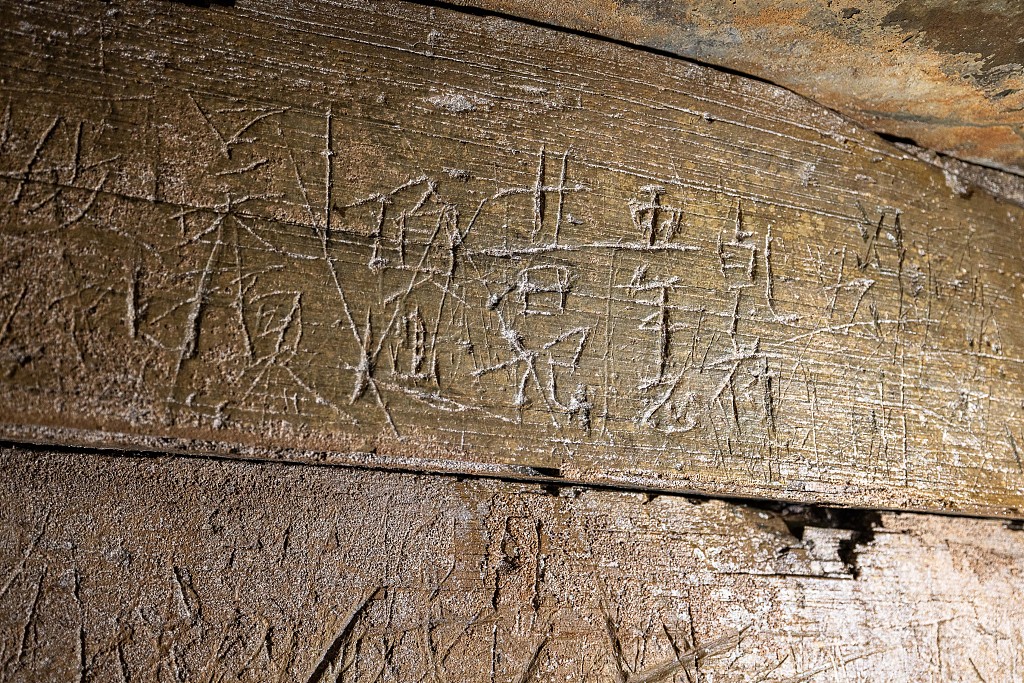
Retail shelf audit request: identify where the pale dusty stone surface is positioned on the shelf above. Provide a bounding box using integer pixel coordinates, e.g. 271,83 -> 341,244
0,446 -> 1021,681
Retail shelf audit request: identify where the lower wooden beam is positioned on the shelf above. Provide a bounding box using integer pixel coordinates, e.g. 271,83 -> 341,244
1,446 -> 1021,681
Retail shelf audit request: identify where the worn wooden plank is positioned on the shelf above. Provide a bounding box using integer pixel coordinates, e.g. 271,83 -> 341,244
449,0 -> 1024,177
1,0 -> 1024,514
1,445 -> 1022,681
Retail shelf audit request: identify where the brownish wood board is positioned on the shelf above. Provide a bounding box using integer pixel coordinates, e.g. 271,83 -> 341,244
1,0 -> 1024,513
1,445 -> 1023,681
448,0 -> 1024,178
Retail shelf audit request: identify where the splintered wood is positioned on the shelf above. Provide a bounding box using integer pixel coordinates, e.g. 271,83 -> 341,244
1,0 -> 1024,514
2,446 -> 1023,682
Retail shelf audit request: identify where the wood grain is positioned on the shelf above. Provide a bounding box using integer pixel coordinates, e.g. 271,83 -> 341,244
1,445 -> 1023,681
448,0 -> 1024,177
1,0 -> 1024,513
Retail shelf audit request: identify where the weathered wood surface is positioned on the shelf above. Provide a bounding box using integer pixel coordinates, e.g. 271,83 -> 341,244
2,0 -> 1024,514
450,0 -> 1024,177
0,445 -> 1022,682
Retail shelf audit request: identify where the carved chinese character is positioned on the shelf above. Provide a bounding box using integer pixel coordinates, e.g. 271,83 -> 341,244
629,185 -> 684,246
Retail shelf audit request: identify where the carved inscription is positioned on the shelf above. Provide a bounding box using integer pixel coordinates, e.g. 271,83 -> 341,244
0,0 -> 1023,512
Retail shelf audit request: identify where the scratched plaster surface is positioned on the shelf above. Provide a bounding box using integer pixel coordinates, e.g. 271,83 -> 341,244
0,446 -> 1022,682
2,0 -> 1024,514
452,0 -> 1024,176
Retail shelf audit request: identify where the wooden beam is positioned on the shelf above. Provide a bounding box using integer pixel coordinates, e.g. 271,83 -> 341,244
448,0 -> 1024,177
1,0 -> 1023,514
1,446 -> 1022,681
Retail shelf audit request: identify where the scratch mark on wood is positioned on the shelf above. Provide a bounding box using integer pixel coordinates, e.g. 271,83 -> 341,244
0,285 -> 27,348
10,115 -> 59,205
306,586 -> 385,683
